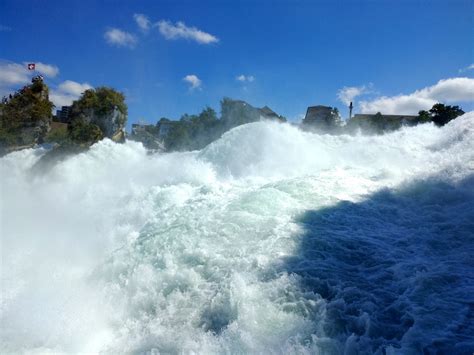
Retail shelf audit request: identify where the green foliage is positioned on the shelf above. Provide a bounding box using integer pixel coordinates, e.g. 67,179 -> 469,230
429,103 -> 464,126
164,107 -> 220,151
71,87 -> 127,124
415,104 -> 464,126
417,110 -> 431,123
165,121 -> 192,151
0,127 -> 20,147
68,119 -> 104,145
0,79 -> 53,150
45,124 -> 69,144
1,82 -> 53,128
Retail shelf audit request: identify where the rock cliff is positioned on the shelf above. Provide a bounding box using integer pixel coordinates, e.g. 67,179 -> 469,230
68,87 -> 127,145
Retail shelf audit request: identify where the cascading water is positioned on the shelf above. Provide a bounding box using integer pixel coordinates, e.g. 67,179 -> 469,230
1,113 -> 473,354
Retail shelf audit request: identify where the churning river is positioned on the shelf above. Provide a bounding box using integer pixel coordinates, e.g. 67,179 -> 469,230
1,113 -> 473,354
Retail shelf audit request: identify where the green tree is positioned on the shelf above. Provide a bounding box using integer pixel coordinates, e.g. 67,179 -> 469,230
417,110 -> 431,123
429,103 -> 464,126
0,78 -> 53,150
71,87 -> 127,122
68,119 -> 104,145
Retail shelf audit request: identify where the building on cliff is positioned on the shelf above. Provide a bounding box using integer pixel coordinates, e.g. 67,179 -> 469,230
55,106 -> 72,123
220,98 -> 285,130
302,105 -> 341,131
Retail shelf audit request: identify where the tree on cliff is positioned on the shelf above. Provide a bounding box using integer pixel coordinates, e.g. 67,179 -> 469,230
71,87 -> 127,118
68,87 -> 127,145
0,77 -> 53,151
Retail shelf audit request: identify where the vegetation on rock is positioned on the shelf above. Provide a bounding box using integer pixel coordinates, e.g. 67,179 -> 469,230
44,122 -> 69,144
0,78 -> 53,151
164,107 -> 221,151
71,87 -> 127,119
68,86 -> 127,145
68,119 -> 104,146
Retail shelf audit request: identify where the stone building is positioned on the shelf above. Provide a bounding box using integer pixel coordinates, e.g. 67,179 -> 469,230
302,105 -> 340,131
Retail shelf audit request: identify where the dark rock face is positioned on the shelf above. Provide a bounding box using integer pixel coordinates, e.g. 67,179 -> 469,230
68,87 -> 128,145
0,77 -> 53,155
73,106 -> 126,141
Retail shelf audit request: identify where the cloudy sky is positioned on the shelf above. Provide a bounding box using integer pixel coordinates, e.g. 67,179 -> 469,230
1,0 -> 473,125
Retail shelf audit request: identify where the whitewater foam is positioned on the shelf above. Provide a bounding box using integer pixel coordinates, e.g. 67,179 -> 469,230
1,113 -> 473,353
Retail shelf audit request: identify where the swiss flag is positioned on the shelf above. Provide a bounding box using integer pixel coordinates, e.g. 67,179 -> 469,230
27,63 -> 35,70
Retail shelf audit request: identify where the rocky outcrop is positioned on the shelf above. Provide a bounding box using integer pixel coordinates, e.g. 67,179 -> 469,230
84,106 -> 127,139
72,106 -> 126,141
0,76 -> 53,155
129,123 -> 165,151
68,87 -> 127,145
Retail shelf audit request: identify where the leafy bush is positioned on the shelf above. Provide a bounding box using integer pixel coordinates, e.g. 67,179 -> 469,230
416,103 -> 464,126
164,107 -> 220,151
430,103 -> 464,126
0,79 -> 53,150
68,119 -> 104,145
45,123 -> 69,144
71,87 -> 127,120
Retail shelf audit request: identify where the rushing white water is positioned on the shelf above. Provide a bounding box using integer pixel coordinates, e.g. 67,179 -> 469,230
1,113 -> 473,354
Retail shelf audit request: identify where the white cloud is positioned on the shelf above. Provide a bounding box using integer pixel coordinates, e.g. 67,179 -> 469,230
156,21 -> 218,44
459,64 -> 474,73
337,85 -> 370,106
0,61 -> 58,87
50,80 -> 92,107
104,28 -> 137,48
25,62 -> 59,77
134,13 -> 150,32
0,62 -> 30,86
236,74 -> 255,83
183,74 -> 202,90
0,61 -> 59,97
0,60 -> 91,108
359,77 -> 474,114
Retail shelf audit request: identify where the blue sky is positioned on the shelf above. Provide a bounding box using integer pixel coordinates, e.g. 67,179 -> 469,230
1,0 -> 473,128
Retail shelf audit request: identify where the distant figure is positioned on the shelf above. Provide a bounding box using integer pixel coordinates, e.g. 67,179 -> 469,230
349,101 -> 353,120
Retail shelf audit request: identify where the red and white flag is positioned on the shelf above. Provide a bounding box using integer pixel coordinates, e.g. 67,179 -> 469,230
27,63 -> 35,70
